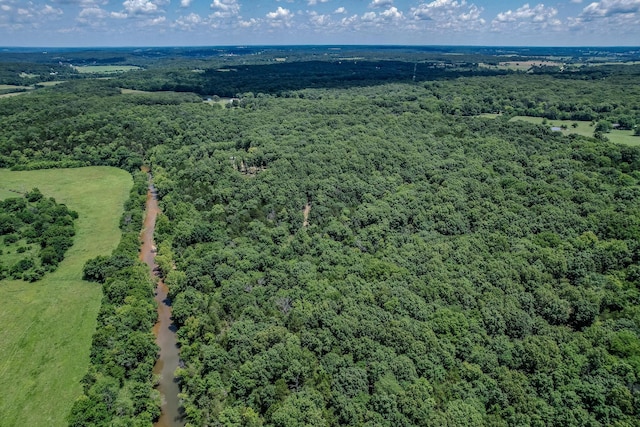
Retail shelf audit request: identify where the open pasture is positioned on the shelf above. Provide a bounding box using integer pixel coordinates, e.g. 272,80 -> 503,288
0,167 -> 131,427
479,60 -> 563,71
73,65 -> 141,74
509,116 -> 640,146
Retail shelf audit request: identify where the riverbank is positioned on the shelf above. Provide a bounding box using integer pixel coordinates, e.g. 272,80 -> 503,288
140,180 -> 185,427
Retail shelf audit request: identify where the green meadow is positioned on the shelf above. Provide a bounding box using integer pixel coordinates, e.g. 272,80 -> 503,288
0,167 -> 131,427
509,116 -> 640,146
74,65 -> 141,74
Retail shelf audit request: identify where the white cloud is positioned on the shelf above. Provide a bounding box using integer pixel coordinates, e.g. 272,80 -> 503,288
77,6 -> 108,20
370,0 -> 393,8
123,0 -> 159,15
334,7 -> 346,14
339,13 -> 358,26
52,0 -> 107,5
0,1 -> 65,30
308,0 -> 329,5
569,0 -> 640,31
210,0 -> 239,18
309,10 -> 331,25
173,12 -> 202,30
146,15 -> 165,25
580,0 -> 640,18
361,11 -> 377,21
265,6 -> 294,28
41,4 -> 63,16
494,3 -> 558,23
570,0 -> 583,3
180,0 -> 192,7
411,0 -> 485,30
266,6 -> 292,19
238,17 -> 258,27
491,3 -> 562,31
380,6 -> 403,20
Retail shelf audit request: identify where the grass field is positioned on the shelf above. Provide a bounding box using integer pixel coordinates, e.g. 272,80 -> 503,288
0,84 -> 32,90
0,92 -> 30,98
509,116 -> 640,146
35,81 -> 66,87
0,167 -> 131,427
204,96 -> 237,106
479,61 -> 562,71
74,65 -> 141,74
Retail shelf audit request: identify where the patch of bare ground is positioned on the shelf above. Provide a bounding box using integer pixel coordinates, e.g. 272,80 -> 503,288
303,201 -> 311,228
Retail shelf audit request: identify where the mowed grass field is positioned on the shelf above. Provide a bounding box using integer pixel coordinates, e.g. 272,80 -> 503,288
74,65 -> 141,74
509,116 -> 640,146
0,167 -> 131,427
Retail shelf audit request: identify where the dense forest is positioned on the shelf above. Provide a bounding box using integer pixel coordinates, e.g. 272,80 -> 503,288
1,47 -> 640,426
0,188 -> 77,281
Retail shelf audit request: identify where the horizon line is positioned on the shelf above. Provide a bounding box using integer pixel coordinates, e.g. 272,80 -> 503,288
1,44 -> 640,50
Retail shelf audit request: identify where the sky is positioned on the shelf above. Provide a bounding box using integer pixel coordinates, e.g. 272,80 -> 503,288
0,0 -> 639,47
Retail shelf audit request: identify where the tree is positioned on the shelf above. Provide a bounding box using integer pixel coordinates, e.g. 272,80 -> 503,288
595,120 -> 612,133
617,115 -> 635,130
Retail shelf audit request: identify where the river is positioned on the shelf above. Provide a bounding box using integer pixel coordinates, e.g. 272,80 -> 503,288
140,179 -> 185,427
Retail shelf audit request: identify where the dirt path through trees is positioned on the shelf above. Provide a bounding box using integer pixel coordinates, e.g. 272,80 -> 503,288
303,201 -> 311,228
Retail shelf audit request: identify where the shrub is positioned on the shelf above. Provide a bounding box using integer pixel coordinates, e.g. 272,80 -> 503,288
4,233 -> 19,244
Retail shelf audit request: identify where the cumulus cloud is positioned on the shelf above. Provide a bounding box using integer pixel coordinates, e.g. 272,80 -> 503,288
568,0 -> 640,30
580,0 -> 640,19
494,3 -> 558,23
0,1 -> 64,29
266,6 -> 293,27
361,11 -> 376,21
334,6 -> 346,14
209,0 -> 239,20
308,0 -> 329,5
238,17 -> 258,27
41,4 -> 64,16
53,0 -> 107,4
266,6 -> 292,19
370,0 -> 393,8
180,0 -> 192,7
123,0 -> 159,15
410,0 -> 485,30
146,15 -> 165,25
492,3 -> 561,30
77,6 -> 109,22
380,6 -> 403,20
308,10 -> 331,26
173,12 -> 202,30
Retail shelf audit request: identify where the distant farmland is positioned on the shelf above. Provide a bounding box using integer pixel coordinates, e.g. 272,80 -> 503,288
73,65 -> 141,74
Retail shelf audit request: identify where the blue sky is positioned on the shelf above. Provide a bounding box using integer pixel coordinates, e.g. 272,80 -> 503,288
0,0 -> 639,46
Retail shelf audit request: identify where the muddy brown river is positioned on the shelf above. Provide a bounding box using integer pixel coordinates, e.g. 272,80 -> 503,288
140,180 -> 185,427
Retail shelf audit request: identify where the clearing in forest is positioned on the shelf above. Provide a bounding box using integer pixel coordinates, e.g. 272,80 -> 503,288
0,167 -> 131,427
509,116 -> 640,146
74,65 -> 141,74
303,202 -> 311,228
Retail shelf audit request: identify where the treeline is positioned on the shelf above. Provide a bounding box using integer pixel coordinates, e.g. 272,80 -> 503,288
68,171 -> 159,426
0,62 -> 79,85
0,80 -> 201,172
114,60 -> 509,97
424,71 -> 640,125
0,188 -> 77,281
